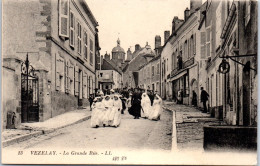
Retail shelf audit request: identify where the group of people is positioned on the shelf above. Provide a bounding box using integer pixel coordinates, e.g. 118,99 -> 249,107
127,88 -> 162,121
90,87 -> 162,128
90,90 -> 122,128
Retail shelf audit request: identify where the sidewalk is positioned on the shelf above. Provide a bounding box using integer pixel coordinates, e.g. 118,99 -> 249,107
163,101 -> 224,150
2,108 -> 92,147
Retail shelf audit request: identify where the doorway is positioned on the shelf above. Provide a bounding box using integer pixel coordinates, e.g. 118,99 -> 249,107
242,62 -> 251,126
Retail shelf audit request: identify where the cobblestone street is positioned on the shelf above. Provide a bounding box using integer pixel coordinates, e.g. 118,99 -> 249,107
4,108 -> 172,151
163,101 -> 221,150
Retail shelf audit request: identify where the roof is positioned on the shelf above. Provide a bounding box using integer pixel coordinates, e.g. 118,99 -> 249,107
139,54 -> 161,70
102,58 -> 122,74
112,46 -> 125,53
79,0 -> 99,27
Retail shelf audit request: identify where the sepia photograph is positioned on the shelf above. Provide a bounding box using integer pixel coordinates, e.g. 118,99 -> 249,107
1,0 -> 258,165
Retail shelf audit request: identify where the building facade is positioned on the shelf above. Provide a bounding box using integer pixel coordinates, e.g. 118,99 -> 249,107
161,0 -> 201,104
2,0 -> 99,128
201,0 -> 258,125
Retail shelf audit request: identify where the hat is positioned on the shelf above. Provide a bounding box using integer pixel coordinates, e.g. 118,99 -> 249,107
110,89 -> 115,92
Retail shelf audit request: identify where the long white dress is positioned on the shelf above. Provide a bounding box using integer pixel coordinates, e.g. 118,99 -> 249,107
141,93 -> 151,118
102,95 -> 113,126
90,97 -> 104,128
148,94 -> 162,121
111,95 -> 122,127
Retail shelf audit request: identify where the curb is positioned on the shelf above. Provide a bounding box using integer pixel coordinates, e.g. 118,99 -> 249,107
162,106 -> 178,151
2,115 -> 91,148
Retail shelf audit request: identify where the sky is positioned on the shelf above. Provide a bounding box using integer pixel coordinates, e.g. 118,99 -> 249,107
87,0 -> 190,56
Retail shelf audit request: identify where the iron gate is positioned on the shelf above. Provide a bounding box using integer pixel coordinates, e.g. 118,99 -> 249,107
21,55 -> 39,122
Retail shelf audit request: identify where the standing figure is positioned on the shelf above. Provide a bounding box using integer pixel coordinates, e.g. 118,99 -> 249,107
90,97 -> 104,128
141,92 -> 151,118
88,94 -> 94,111
129,88 -> 142,119
111,95 -> 122,127
148,94 -> 162,121
102,95 -> 113,126
148,90 -> 155,106
192,90 -> 197,107
200,87 -> 209,113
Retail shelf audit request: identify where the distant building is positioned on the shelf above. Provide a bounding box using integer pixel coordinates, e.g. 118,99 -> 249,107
96,58 -> 122,92
2,0 -> 99,128
161,0 -> 201,102
122,43 -> 155,88
111,38 -> 126,68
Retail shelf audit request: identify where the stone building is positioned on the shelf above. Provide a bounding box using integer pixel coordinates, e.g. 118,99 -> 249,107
161,0 -> 201,103
2,0 -> 99,128
111,38 -> 126,69
122,43 -> 155,88
96,57 -> 123,92
200,0 -> 257,125
138,36 -> 162,95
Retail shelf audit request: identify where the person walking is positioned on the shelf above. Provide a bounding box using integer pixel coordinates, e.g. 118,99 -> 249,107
88,94 -> 94,111
129,88 -> 142,119
200,87 -> 209,113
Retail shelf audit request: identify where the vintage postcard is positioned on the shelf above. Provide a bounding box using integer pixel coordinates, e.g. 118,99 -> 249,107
1,0 -> 257,165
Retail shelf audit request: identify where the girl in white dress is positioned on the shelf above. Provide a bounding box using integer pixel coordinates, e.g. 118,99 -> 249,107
102,95 -> 113,127
111,95 -> 122,127
90,97 -> 104,128
141,92 -> 151,118
148,94 -> 162,121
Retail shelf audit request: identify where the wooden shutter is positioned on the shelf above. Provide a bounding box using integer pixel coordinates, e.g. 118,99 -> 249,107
59,0 -> 69,38
69,11 -> 75,47
65,61 -> 69,93
200,32 -> 206,59
75,66 -> 79,96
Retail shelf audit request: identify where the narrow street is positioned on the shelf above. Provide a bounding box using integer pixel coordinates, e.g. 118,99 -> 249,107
5,108 -> 172,151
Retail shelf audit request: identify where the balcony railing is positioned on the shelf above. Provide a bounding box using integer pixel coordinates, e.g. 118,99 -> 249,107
183,57 -> 195,68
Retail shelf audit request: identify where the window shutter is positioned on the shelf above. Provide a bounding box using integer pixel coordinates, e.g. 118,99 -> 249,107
69,11 -> 75,47
75,66 -> 79,96
59,0 -> 69,38
194,33 -> 196,54
200,32 -> 206,59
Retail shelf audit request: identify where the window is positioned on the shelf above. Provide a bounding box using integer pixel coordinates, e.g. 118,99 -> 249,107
245,0 -> 251,26
69,11 -> 75,47
167,59 -> 168,71
200,31 -> 206,59
190,36 -> 194,57
157,63 -> 160,74
206,27 -> 211,57
90,39 -> 94,64
65,61 -> 69,93
77,21 -> 82,55
59,0 -> 69,38
84,32 -> 88,60
100,73 -> 103,77
152,66 -> 155,76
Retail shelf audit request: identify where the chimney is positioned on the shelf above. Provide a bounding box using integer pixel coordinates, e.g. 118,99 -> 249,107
135,44 -> 141,51
184,8 -> 190,21
101,55 -> 104,65
127,48 -> 133,60
155,35 -> 161,49
104,51 -> 110,60
164,31 -> 170,44
190,0 -> 202,14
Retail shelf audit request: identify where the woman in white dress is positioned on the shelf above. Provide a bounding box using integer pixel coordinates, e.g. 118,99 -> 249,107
141,92 -> 151,119
111,95 -> 122,127
102,95 -> 114,127
148,94 -> 162,121
90,97 -> 104,128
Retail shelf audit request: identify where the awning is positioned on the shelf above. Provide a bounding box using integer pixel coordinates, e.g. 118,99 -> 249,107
170,70 -> 187,81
